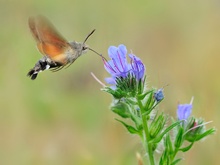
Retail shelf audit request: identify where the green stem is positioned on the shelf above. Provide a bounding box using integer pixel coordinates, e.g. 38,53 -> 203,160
137,98 -> 155,165
170,148 -> 179,163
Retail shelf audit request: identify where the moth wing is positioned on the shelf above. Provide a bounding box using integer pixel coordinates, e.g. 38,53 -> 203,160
28,15 -> 70,63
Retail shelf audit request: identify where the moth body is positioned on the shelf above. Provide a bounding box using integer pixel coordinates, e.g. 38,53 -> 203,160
27,15 -> 96,80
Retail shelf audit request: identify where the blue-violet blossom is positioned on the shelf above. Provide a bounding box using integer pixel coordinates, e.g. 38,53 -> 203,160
177,103 -> 192,121
103,44 -> 145,86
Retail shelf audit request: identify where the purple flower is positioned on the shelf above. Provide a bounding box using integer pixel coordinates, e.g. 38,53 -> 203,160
103,44 -> 145,86
103,44 -> 130,85
129,54 -> 145,80
177,103 -> 192,121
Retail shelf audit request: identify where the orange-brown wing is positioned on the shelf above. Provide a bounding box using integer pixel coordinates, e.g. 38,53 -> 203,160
28,15 -> 70,63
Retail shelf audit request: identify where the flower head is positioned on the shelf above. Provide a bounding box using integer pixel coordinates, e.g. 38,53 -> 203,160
177,104 -> 192,121
177,97 -> 194,121
103,44 -> 145,86
129,54 -> 145,80
103,44 -> 130,85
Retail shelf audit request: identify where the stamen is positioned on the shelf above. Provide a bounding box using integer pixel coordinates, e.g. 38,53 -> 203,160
91,72 -> 106,87
130,58 -> 135,70
190,97 -> 194,105
134,57 -> 139,72
183,121 -> 213,136
103,58 -> 116,73
112,58 -> 121,73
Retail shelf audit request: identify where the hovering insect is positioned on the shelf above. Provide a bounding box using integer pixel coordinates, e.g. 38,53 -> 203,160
27,15 -> 101,80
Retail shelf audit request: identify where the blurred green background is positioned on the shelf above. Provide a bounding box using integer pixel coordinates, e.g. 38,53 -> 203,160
0,0 -> 219,164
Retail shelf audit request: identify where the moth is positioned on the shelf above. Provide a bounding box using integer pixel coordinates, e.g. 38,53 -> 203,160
27,15 -> 100,80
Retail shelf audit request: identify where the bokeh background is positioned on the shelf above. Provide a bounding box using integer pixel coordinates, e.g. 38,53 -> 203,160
0,0 -> 219,164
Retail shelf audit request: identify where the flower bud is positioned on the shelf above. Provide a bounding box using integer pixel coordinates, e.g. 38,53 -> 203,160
154,89 -> 164,102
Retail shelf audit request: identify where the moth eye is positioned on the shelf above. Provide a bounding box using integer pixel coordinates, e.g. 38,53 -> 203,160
82,46 -> 87,50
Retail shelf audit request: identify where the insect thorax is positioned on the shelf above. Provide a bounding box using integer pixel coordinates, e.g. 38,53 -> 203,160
67,41 -> 88,62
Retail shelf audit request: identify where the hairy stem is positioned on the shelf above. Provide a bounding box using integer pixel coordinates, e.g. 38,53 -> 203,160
137,98 -> 155,165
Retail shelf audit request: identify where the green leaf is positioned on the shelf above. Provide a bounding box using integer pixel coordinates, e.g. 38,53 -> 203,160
138,76 -> 146,94
194,128 -> 215,141
142,91 -> 154,115
174,127 -> 184,149
185,117 -> 196,131
159,150 -> 169,165
165,134 -> 173,154
130,115 -> 143,131
137,89 -> 154,100
115,118 -> 140,135
185,127 -> 216,142
102,87 -> 125,99
152,119 -> 182,144
149,113 -> 166,138
171,158 -> 182,165
152,143 -> 158,152
179,142 -> 194,152
111,102 -> 131,118
125,98 -> 137,105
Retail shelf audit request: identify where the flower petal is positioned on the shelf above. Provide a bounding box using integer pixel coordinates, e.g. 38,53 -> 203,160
108,46 -> 118,59
105,77 -> 116,85
177,104 -> 192,120
118,44 -> 127,59
106,45 -> 130,78
129,54 -> 145,80
104,60 -> 116,75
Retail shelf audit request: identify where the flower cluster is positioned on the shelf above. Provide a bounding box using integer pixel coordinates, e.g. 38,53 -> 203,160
103,44 -> 145,85
102,44 -> 146,98
98,44 -> 215,165
175,98 -> 214,144
177,103 -> 192,121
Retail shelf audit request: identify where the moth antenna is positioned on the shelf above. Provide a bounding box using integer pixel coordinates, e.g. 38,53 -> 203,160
83,29 -> 108,62
83,29 -> 96,44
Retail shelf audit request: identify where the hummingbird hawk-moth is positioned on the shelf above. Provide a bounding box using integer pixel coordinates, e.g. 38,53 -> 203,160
27,15 -> 100,80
